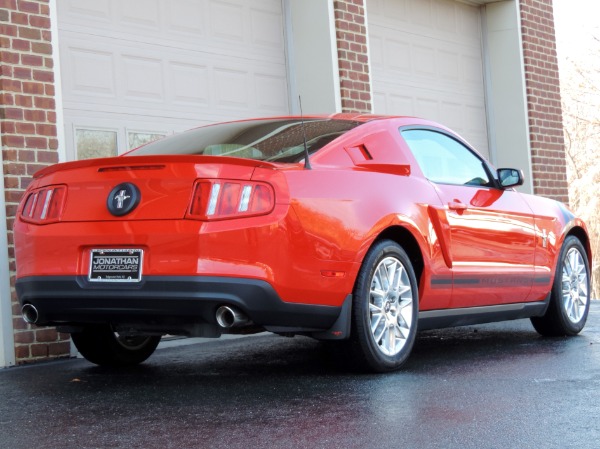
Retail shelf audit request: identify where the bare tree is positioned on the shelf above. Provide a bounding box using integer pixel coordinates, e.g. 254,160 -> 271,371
559,45 -> 600,300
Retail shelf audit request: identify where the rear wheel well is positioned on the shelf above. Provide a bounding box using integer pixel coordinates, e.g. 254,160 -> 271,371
374,226 -> 424,287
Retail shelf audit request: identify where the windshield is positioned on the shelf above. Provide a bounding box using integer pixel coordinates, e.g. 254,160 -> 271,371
126,119 -> 362,163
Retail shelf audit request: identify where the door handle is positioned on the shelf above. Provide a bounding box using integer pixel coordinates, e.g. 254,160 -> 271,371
448,201 -> 467,211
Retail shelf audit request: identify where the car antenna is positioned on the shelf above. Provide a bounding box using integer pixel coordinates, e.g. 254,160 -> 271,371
299,96 -> 312,170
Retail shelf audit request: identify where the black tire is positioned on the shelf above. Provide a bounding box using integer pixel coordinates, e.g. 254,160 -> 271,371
531,236 -> 591,336
71,325 -> 161,367
345,239 -> 419,372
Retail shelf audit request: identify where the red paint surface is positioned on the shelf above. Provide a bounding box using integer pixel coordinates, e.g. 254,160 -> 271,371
14,115 -> 590,311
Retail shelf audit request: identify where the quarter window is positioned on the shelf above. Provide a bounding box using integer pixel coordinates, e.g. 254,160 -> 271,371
401,129 -> 491,187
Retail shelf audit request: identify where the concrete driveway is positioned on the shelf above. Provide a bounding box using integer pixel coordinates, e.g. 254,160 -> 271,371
1,302 -> 599,449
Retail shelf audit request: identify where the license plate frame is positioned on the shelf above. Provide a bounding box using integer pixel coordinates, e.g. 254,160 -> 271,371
88,249 -> 143,283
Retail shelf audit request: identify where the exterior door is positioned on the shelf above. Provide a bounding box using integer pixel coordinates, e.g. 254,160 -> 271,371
401,128 -> 536,308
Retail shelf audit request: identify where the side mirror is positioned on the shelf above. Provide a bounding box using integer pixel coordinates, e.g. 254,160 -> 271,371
497,168 -> 524,188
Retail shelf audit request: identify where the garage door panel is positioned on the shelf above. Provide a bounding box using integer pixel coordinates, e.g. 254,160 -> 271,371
122,56 -> 164,102
166,0 -> 206,36
63,46 -> 116,99
373,25 -> 484,88
209,0 -> 245,42
214,68 -> 250,109
438,50 -> 459,82
251,8 -> 286,49
255,74 -> 289,112
413,45 -> 436,78
169,63 -> 210,106
415,97 -> 439,121
374,83 -> 487,147
434,0 -> 457,33
465,104 -> 487,133
458,1 -> 483,38
440,101 -> 462,130
410,0 -> 434,27
369,0 -> 408,22
120,0 -> 161,28
59,0 -> 285,63
384,39 -> 411,73
61,48 -> 289,119
370,0 -> 480,44
463,54 -> 484,86
58,0 -> 289,160
62,0 -> 112,23
389,94 -> 413,115
369,0 -> 489,157
63,52 -> 287,110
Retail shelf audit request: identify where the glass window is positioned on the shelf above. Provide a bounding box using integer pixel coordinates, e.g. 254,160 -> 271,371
75,129 -> 118,160
127,119 -> 362,163
128,131 -> 167,150
401,129 -> 491,186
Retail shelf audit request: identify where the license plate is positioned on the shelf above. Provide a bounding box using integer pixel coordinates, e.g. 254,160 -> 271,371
88,249 -> 143,283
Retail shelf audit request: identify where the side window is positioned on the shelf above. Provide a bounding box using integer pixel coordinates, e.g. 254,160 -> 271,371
401,129 -> 491,186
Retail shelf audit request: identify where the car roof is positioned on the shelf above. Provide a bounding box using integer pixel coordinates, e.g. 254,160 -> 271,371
230,114 -> 450,130
247,113 -> 412,123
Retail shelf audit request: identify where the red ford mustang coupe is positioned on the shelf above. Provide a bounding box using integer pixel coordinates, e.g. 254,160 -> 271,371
14,115 -> 592,372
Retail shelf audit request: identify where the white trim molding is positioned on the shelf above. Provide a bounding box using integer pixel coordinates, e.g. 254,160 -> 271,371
284,0 -> 341,114
0,151 -> 16,368
481,0 -> 533,193
49,0 -> 67,163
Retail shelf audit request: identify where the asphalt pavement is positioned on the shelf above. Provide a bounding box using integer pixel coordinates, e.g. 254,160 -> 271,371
1,302 -> 599,449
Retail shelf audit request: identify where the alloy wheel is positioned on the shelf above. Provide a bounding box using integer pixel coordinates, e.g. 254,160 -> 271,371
368,256 -> 414,356
561,247 -> 589,324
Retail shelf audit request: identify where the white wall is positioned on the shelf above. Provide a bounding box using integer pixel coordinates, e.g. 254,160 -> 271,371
285,0 -> 341,114
482,0 -> 534,193
0,150 -> 16,368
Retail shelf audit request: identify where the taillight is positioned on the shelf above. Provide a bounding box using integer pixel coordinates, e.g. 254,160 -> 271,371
187,180 -> 274,220
20,185 -> 67,224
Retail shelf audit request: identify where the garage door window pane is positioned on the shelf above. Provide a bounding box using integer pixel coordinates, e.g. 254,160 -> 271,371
128,132 -> 166,150
76,129 -> 118,160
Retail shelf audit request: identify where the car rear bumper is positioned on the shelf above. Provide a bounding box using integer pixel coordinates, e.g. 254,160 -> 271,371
15,275 -> 343,333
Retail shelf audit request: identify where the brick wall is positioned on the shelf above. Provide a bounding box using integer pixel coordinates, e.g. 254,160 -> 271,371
0,0 -> 70,362
519,0 -> 569,203
333,0 -> 372,114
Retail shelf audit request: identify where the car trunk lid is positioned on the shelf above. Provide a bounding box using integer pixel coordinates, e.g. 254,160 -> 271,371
30,155 -> 280,222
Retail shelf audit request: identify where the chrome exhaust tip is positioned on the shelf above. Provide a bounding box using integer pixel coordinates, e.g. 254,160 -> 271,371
215,306 -> 248,328
22,304 -> 39,324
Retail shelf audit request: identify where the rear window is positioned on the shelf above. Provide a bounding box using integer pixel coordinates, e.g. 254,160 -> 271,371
127,119 -> 362,163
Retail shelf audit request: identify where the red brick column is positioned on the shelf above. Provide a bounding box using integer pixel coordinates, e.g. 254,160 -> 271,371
333,0 -> 372,114
519,0 -> 568,203
0,0 -> 70,362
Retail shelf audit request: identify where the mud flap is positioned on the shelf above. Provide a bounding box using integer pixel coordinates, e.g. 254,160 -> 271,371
311,294 -> 352,340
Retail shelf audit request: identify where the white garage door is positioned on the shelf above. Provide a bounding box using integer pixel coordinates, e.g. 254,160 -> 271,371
368,0 -> 489,156
57,0 -> 290,160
